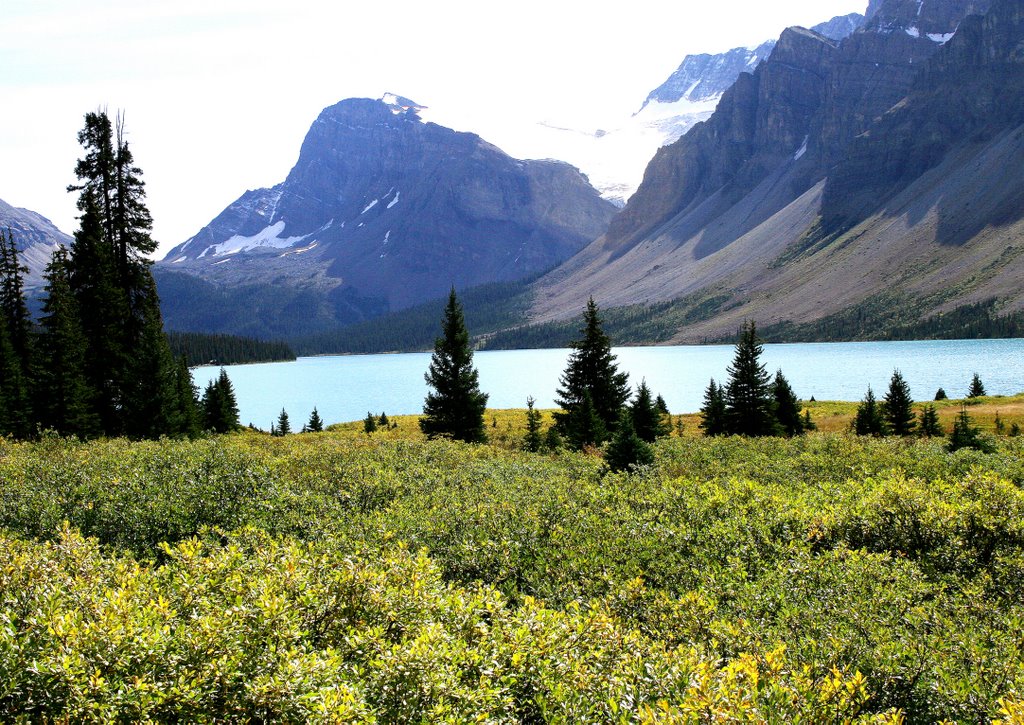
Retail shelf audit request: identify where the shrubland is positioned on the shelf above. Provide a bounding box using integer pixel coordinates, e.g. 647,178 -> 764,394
2,429 -> 1024,721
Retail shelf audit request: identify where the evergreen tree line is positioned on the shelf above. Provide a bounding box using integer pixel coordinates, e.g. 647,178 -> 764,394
166,331 -> 295,367
853,370 -> 1003,451
0,110 -> 237,440
418,293 -> 676,472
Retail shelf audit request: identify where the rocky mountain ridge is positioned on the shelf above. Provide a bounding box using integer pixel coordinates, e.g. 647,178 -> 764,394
529,0 -> 1024,341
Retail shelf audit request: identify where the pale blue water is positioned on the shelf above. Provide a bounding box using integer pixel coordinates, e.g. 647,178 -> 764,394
192,339 -> 1024,429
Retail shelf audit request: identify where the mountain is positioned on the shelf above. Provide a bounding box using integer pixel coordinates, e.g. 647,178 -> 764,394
529,0 -> 1024,342
0,197 -> 71,292
504,14 -> 864,207
156,96 -> 616,338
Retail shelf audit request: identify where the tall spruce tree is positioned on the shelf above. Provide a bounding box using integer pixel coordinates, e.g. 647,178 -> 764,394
67,110 -> 175,437
306,408 -> 324,433
699,379 -> 728,437
724,321 -> 775,436
68,190 -> 128,433
36,246 -> 99,437
630,380 -> 671,443
123,281 -> 179,438
553,298 -> 630,447
967,373 -> 986,398
420,289 -> 488,443
771,370 -> 804,437
884,370 -> 916,436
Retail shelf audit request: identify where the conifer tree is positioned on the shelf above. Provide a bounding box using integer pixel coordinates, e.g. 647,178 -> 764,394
948,406 -> 993,452
123,283 -> 179,438
724,321 -> 775,436
202,368 -> 239,434
854,386 -> 886,436
170,355 -> 201,438
420,289 -> 488,443
0,316 -> 29,438
0,230 -> 35,436
544,425 -> 564,451
363,412 -> 377,435
67,110 -> 175,438
523,396 -> 544,452
378,412 -> 389,428
630,380 -> 670,443
967,373 -> 986,398
935,388 -> 948,401
307,408 -> 324,433
699,379 -> 728,437
771,370 -> 804,437
36,247 -> 99,437
560,390 -> 606,450
884,370 -> 916,436
276,408 -> 291,436
553,298 -> 630,446
68,191 -> 128,433
605,410 -> 655,473
918,404 -> 943,437
0,229 -> 34,375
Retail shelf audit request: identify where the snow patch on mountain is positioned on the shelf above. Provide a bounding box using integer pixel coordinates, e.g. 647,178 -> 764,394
199,220 -> 310,258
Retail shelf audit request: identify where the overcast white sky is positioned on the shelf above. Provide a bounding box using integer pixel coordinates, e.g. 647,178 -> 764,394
1,0 -> 864,258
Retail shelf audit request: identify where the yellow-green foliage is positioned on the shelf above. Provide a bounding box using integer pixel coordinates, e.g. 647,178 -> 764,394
0,527 -> 898,723
2,431 -> 1024,721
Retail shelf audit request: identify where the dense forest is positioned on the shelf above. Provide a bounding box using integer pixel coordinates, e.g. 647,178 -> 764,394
166,330 -> 295,366
292,280 -> 532,355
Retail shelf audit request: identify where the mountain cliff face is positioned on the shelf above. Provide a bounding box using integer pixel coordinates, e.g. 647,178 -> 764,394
531,0 -> 1024,340
158,97 -> 616,336
0,198 -> 71,293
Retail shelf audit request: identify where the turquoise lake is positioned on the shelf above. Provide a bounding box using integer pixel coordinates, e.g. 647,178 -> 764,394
192,339 -> 1024,430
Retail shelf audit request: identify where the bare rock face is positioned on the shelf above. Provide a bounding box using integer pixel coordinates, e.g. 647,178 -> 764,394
605,28 -> 840,255
823,0 -> 1024,234
158,97 -> 616,333
602,0 -> 990,257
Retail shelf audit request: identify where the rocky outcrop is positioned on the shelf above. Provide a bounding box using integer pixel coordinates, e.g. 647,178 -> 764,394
642,14 -> 864,111
159,97 -> 616,334
642,41 -> 777,108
